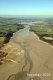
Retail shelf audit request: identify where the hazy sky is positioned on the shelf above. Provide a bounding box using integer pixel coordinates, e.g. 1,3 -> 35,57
0,0 -> 53,15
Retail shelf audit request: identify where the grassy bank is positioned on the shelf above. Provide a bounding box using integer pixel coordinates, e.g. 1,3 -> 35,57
30,22 -> 53,45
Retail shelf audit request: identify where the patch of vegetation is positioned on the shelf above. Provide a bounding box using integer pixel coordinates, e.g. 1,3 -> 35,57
0,37 -> 4,47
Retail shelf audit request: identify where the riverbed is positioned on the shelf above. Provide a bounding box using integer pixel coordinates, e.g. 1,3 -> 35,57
0,23 -> 53,80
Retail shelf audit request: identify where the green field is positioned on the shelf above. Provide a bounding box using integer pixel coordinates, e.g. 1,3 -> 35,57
30,22 -> 53,44
0,25 -> 17,36
30,22 -> 53,36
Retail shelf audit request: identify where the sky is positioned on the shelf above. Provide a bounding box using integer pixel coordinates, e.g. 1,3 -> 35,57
0,0 -> 53,15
